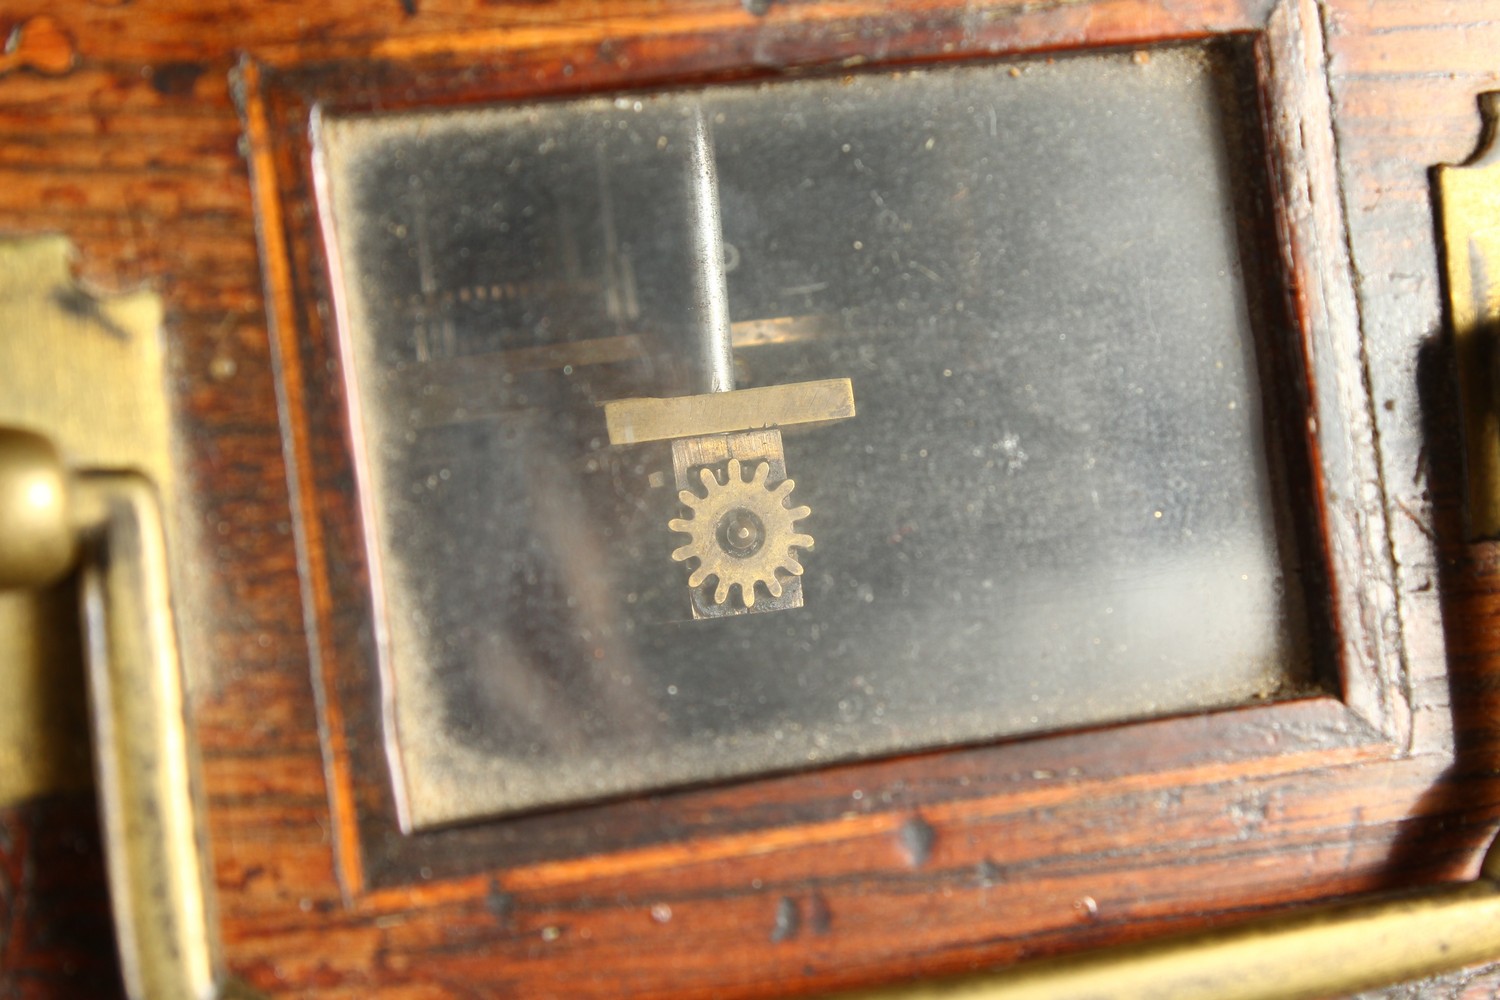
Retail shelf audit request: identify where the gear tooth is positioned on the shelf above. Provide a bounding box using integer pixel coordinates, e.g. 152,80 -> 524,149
753,462 -> 770,484
678,490 -> 699,507
671,543 -> 697,562
767,577 -> 784,598
788,505 -> 812,522
774,478 -> 796,499
700,467 -> 718,490
784,555 -> 805,575
688,565 -> 711,588
743,582 -> 757,607
789,533 -> 815,550
714,578 -> 730,605
727,458 -> 742,481
668,518 -> 693,534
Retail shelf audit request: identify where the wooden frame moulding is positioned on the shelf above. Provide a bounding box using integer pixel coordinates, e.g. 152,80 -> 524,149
238,0 -> 1423,992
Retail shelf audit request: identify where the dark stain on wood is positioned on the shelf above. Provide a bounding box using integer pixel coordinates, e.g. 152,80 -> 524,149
149,60 -> 204,96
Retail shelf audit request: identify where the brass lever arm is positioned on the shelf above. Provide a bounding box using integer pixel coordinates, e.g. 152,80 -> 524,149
74,471 -> 220,1000
0,428 -> 231,1000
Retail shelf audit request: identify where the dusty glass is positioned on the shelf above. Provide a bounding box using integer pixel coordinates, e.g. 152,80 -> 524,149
317,41 -> 1317,828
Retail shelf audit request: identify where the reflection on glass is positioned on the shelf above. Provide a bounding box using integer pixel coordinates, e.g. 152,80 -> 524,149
317,41 -> 1317,827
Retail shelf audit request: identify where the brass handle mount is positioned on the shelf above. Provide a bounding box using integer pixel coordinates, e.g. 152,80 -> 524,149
0,426 -> 243,1000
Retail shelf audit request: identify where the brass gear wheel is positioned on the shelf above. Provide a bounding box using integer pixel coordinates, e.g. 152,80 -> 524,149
669,458 -> 813,608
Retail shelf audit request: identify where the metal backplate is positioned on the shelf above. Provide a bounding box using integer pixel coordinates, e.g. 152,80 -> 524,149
0,235 -> 170,807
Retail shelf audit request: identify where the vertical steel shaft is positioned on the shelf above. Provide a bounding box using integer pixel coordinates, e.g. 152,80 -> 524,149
685,105 -> 735,394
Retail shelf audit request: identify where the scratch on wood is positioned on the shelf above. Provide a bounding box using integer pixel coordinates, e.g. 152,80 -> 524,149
898,814 -> 936,868
1396,499 -> 1436,541
807,893 -> 831,936
770,896 -> 799,942
484,879 -> 514,927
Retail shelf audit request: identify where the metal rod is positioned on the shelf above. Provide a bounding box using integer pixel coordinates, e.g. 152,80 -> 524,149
685,104 -> 735,394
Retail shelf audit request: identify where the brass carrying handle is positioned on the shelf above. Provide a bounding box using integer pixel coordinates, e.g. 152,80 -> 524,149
0,427 -> 228,1000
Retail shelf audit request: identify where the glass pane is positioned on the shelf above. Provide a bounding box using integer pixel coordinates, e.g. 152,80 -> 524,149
317,41 -> 1317,828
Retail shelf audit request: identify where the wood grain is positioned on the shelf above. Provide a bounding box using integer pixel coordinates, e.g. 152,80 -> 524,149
0,795 -> 125,1000
1,0 -> 1498,997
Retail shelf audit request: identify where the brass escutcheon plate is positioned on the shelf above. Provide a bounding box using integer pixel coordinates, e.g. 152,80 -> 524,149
0,235 -> 170,808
